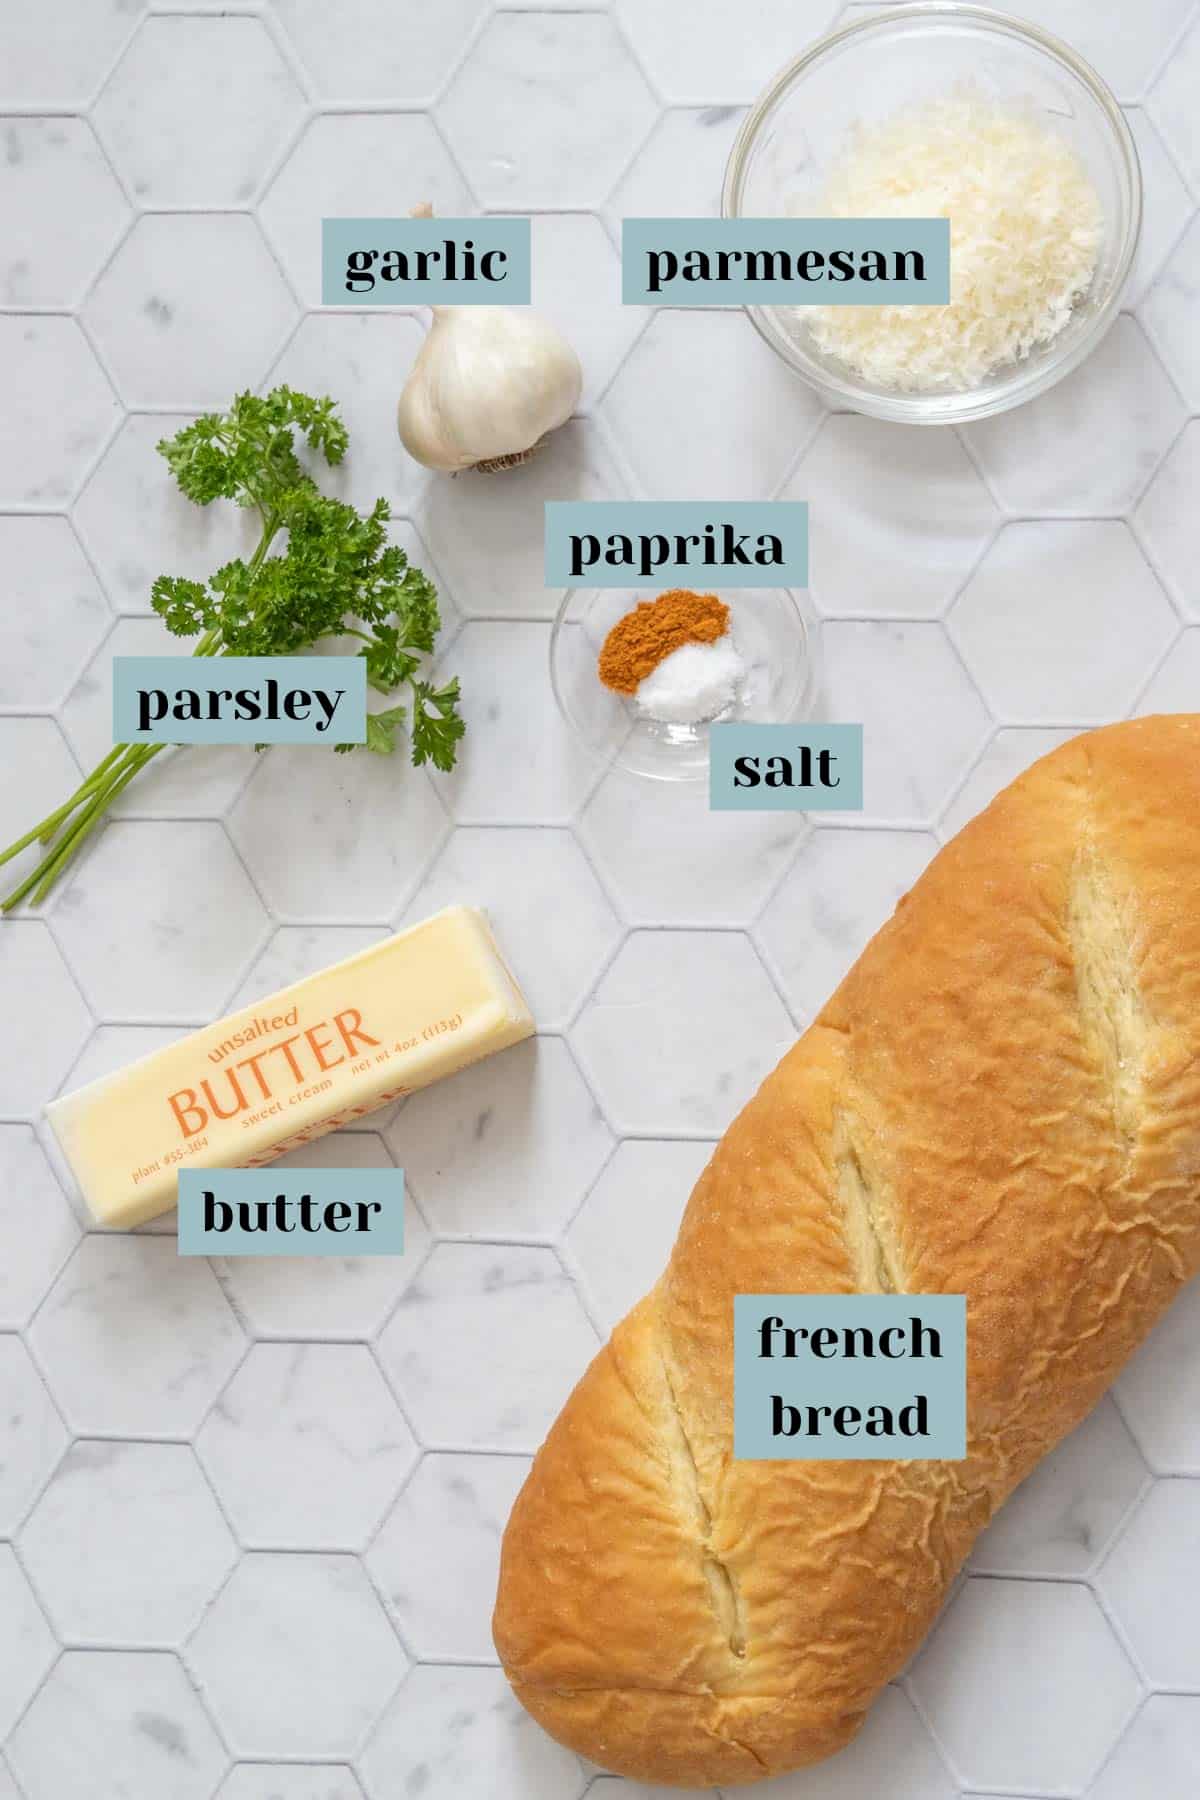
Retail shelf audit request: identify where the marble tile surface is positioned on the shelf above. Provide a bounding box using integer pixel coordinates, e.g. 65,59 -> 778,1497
747,1687 -> 957,1799
602,308 -> 824,499
31,1237 -> 246,1435
909,1579 -> 1140,1792
0,316 -> 120,505
197,1342 -> 418,1551
0,117 -> 128,308
579,764 -> 806,926
187,1553 -> 406,1759
0,517 -> 110,709
0,1339 -> 67,1537
1089,1696 -> 1200,1800
92,16 -> 305,209
366,1450 -> 531,1660
969,1400 -> 1148,1579
402,828 -> 620,1030
418,418 -> 630,619
950,521 -> 1178,724
1097,1480 -> 1200,1687
789,415 -> 998,618
8,1650 -> 226,1800
962,317 -> 1184,516
53,819 -> 270,1020
572,929 -> 794,1133
20,1440 -> 237,1646
0,1126 -> 80,1326
377,1242 -> 598,1451
360,1664 -> 587,1800
392,1036 -> 614,1238
83,215 -> 298,411
565,1137 -> 713,1328
217,1773 -> 366,1800
1,2 -> 1198,1796
438,14 -> 657,210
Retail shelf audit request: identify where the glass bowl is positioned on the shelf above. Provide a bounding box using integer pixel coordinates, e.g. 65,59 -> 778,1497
549,589 -> 819,783
721,2 -> 1142,424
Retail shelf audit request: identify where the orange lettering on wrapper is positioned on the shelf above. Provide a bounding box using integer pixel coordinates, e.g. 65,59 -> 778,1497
305,1020 -> 345,1073
167,1007 -> 384,1145
168,1088 -> 208,1139
203,1068 -> 248,1121
335,1008 -> 380,1057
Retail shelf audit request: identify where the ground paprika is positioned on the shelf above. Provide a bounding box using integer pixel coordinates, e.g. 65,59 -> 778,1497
597,589 -> 730,694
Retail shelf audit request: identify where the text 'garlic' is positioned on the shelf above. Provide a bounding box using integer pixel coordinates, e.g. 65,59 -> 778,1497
398,303 -> 583,474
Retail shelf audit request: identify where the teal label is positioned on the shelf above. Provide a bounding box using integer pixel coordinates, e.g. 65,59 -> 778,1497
178,1168 -> 404,1256
545,501 -> 807,587
322,217 -> 531,304
710,723 -> 863,811
734,1295 -> 967,1460
622,218 -> 950,305
112,656 -> 366,746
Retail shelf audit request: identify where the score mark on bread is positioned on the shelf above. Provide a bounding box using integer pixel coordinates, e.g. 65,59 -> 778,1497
494,716 -> 1200,1787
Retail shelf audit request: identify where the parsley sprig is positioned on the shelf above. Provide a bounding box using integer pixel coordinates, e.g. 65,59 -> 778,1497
0,387 -> 464,911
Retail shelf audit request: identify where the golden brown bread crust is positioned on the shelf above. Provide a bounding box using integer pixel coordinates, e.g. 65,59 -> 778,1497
494,716 -> 1200,1786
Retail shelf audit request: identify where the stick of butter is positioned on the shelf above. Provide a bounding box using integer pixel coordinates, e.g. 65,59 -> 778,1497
46,905 -> 534,1229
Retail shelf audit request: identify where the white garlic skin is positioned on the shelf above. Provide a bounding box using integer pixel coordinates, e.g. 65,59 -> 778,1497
398,304 -> 582,472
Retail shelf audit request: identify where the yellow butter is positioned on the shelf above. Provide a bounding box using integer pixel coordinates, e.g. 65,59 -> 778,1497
47,906 -> 534,1228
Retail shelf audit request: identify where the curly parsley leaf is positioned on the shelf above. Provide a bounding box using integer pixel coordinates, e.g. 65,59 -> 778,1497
362,704 -> 409,755
147,388 -> 464,768
2,385 -> 463,911
411,677 -> 466,773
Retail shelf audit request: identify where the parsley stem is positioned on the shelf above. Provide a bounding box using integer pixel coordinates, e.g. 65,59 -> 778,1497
1,747 -> 160,913
0,386 -> 461,911
0,768 -> 115,869
0,624 -> 228,897
31,750 -> 157,906
34,746 -> 130,846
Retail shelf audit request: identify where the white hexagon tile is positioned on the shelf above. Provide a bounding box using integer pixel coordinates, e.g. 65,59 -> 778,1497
786,414 -> 999,618
390,1036 -> 614,1238
196,1342 -> 418,1551
0,515 -> 110,707
92,16 -> 305,210
360,1664 -> 587,1800
0,1338 -> 68,1537
602,309 -> 825,499
437,13 -> 657,211
0,318 -> 118,503
909,1578 -> 1140,1793
20,1441 -> 237,1647
377,1241 -> 599,1451
0,117 -> 128,308
8,1651 -> 226,1800
366,1450 -> 532,1660
187,1553 -> 406,1759
3,2 -> 1200,1797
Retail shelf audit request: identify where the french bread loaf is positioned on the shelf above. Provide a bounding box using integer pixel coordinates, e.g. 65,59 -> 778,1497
493,715 -> 1200,1787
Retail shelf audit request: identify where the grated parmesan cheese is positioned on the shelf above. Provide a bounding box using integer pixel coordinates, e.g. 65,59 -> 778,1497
799,94 -> 1103,392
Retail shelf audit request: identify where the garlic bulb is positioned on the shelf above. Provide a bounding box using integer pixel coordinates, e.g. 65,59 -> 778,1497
398,304 -> 582,474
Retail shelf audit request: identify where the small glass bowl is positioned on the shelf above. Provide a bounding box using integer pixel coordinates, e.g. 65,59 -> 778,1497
722,2 -> 1142,425
549,589 -> 819,782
